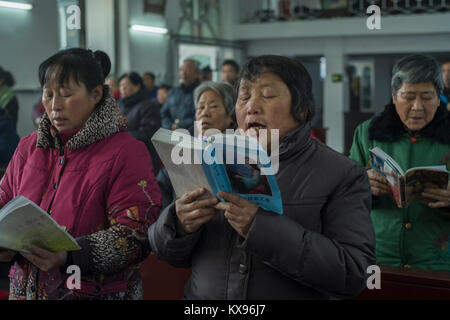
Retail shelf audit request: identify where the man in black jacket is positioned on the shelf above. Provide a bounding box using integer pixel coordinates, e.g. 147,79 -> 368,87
148,55 -> 375,299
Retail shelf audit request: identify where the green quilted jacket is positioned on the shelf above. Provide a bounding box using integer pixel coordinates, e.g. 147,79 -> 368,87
349,101 -> 450,271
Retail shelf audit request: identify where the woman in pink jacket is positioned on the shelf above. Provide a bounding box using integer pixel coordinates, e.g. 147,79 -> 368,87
0,48 -> 162,299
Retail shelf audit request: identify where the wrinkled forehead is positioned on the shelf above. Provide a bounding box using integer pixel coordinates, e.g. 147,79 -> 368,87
238,72 -> 284,91
397,82 -> 437,94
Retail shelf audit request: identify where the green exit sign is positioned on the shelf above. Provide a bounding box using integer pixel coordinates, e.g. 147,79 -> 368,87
332,74 -> 343,82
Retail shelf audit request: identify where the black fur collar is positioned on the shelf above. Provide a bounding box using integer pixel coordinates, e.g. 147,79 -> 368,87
369,100 -> 450,144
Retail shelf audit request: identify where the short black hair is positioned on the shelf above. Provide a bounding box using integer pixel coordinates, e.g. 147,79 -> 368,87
39,48 -> 111,94
202,66 -> 212,73
201,66 -> 212,78
119,72 -> 144,89
0,67 -> 15,87
238,55 -> 315,123
158,84 -> 172,91
222,59 -> 240,74
143,72 -> 155,80
0,67 -> 16,88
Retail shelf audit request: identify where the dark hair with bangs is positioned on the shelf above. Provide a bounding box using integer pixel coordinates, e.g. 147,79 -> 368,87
119,72 -> 144,89
38,48 -> 111,95
222,59 -> 240,73
237,55 -> 315,124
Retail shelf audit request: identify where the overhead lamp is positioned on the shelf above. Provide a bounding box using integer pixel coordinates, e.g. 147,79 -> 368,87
0,1 -> 33,10
131,24 -> 168,35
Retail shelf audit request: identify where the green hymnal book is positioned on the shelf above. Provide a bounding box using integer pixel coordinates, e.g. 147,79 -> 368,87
0,196 -> 81,253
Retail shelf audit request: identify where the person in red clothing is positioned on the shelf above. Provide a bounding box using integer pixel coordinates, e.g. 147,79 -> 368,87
0,48 -> 161,300
32,97 -> 45,128
106,75 -> 121,100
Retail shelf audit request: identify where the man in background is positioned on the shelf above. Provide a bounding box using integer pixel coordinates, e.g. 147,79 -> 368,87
156,84 -> 172,109
161,59 -> 201,130
221,59 -> 240,87
143,71 -> 158,99
200,66 -> 213,82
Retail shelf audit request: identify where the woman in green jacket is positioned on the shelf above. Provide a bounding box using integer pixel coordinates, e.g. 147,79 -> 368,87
349,54 -> 450,271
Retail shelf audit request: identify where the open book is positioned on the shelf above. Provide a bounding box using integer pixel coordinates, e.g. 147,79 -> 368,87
151,128 -> 283,214
369,147 -> 449,208
0,196 -> 81,253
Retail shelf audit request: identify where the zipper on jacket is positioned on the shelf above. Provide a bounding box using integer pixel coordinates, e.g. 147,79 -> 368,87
47,141 -> 65,214
59,143 -> 65,165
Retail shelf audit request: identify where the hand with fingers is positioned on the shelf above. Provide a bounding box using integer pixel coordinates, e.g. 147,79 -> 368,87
367,169 -> 392,197
422,181 -> 450,209
0,247 -> 17,263
214,191 -> 259,238
175,188 -> 219,235
20,246 -> 67,272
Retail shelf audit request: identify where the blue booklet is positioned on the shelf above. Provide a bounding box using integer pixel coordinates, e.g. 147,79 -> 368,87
151,128 -> 283,214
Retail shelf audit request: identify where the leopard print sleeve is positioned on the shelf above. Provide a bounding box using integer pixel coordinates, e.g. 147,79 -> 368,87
70,224 -> 151,276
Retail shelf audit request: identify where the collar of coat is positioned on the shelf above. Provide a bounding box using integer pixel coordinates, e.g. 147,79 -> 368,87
37,88 -> 128,150
277,121 -> 313,161
369,100 -> 450,144
119,88 -> 151,110
181,79 -> 201,93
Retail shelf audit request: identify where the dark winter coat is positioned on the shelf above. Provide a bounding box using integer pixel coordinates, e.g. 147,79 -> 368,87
148,122 -> 376,299
0,108 -> 19,168
160,80 -> 200,130
118,89 -> 161,174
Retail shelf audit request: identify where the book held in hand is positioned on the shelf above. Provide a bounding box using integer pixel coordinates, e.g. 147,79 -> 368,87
0,196 -> 81,253
151,128 -> 283,214
369,147 -> 449,208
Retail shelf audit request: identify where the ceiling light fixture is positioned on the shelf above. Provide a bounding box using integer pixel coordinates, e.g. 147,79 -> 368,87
0,1 -> 33,10
131,24 -> 168,35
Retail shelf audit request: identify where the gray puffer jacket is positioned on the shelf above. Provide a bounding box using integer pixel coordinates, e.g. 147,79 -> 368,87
148,123 -> 376,299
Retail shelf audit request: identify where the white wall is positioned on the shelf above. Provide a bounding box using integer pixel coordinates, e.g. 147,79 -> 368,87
0,0 -> 59,137
125,0 -> 179,85
0,0 -> 59,90
85,0 -> 115,73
